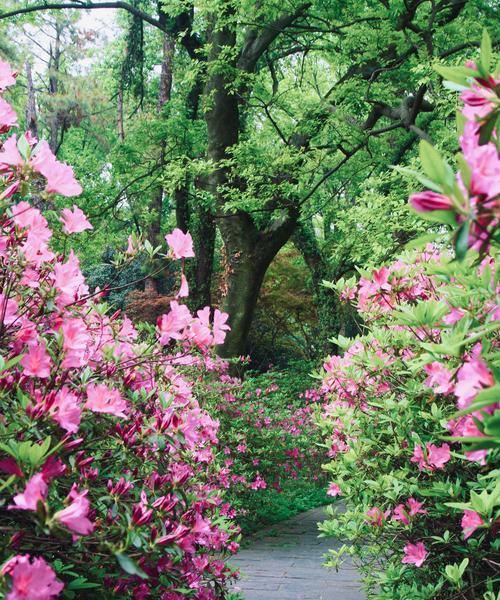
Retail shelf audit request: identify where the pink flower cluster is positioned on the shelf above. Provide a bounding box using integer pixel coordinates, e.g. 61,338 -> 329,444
0,60 -> 238,599
410,63 -> 499,252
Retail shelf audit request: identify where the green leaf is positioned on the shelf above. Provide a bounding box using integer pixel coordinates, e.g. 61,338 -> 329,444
480,29 -> 492,74
455,221 -> 470,261
419,140 -> 453,190
414,209 -> 456,226
392,166 -> 443,193
478,110 -> 498,146
115,553 -> 149,580
434,65 -> 477,87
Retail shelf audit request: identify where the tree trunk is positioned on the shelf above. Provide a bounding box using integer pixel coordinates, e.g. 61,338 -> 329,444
48,23 -> 62,154
25,61 -> 38,140
146,33 -> 174,293
293,220 -> 360,352
203,10 -> 299,359
117,86 -> 125,141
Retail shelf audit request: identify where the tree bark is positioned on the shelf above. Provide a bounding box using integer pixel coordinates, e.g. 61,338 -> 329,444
203,6 -> 302,359
146,32 -> 174,293
48,21 -> 62,154
25,61 -> 38,140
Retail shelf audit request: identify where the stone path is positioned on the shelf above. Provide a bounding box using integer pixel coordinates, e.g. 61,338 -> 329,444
231,506 -> 365,600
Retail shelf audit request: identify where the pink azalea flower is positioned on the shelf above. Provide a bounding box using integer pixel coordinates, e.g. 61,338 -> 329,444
427,443 -> 451,470
407,498 -> 427,517
0,135 -> 22,171
411,443 -> 450,471
402,541 -> 427,567
177,273 -> 189,298
327,483 -> 341,497
0,293 -> 19,326
53,250 -> 88,305
410,191 -> 454,213
0,98 -> 18,133
213,309 -> 230,345
410,444 -> 427,471
392,504 -> 410,525
85,383 -> 128,418
423,362 -> 454,395
165,228 -> 195,259
60,205 -> 93,234
461,509 -> 484,540
49,388 -> 82,433
20,342 -> 51,378
0,60 -> 17,91
157,301 -> 192,345
60,318 -> 89,369
455,357 -> 493,409
54,485 -> 94,535
366,507 -> 387,526
3,555 -> 64,600
31,141 -> 82,197
125,234 -> 138,255
9,473 -> 47,511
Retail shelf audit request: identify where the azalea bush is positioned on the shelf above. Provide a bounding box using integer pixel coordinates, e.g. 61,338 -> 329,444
0,61 -> 239,599
317,37 -> 499,599
199,365 -> 328,533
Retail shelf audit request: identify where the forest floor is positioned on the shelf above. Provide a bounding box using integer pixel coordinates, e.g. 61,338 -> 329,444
231,506 -> 365,600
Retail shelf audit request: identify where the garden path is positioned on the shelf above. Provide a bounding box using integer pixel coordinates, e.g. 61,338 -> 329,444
231,506 -> 365,600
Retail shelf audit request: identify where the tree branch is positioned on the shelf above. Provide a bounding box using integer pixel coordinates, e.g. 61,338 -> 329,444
238,2 -> 311,72
0,2 -> 163,31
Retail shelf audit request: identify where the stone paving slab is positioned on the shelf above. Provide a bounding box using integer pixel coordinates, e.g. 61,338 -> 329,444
231,506 -> 365,600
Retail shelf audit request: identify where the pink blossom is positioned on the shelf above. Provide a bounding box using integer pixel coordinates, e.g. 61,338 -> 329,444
31,141 -> 82,197
407,498 -> 427,517
0,98 -> 18,133
20,342 -> 52,378
53,250 -> 88,305
0,60 -> 17,91
461,509 -> 484,540
60,205 -> 93,234
60,318 -> 89,368
327,483 -> 341,497
3,555 -> 64,600
455,357 -> 493,409
0,135 -> 22,170
410,444 -> 427,471
165,228 -> 195,259
392,504 -> 410,525
190,307 -> 213,348
125,234 -> 138,255
427,443 -> 451,470
410,191 -> 454,213
54,485 -> 94,535
366,507 -> 387,526
213,309 -> 230,345
49,388 -> 82,433
411,443 -> 450,471
402,541 -> 427,567
85,383 -> 128,417
423,362 -> 454,395
0,293 -> 19,326
157,301 -> 192,345
177,273 -> 189,298
9,474 -> 47,511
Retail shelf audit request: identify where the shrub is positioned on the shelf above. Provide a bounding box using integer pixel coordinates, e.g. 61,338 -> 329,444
317,36 -> 499,599
202,365 -> 328,533
0,62 -> 238,599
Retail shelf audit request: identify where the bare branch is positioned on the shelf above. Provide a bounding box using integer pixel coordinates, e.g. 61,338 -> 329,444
0,2 -> 163,31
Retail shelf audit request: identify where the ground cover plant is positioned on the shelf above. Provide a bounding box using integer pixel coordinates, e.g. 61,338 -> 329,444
201,365 -> 328,534
317,38 -> 499,600
0,62 -> 240,599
